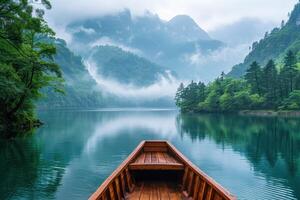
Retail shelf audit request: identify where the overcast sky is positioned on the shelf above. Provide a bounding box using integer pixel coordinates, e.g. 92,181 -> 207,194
46,0 -> 298,32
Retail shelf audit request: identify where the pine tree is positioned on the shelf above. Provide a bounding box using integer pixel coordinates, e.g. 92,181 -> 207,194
281,50 -> 297,94
262,60 -> 278,108
245,61 -> 263,95
175,83 -> 185,106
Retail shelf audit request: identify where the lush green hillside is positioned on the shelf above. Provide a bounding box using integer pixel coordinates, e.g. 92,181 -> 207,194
228,3 -> 300,77
38,39 -> 106,108
176,51 -> 300,113
88,45 -> 176,86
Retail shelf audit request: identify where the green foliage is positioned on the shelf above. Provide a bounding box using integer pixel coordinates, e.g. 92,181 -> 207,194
38,39 -> 106,108
279,90 -> 300,110
176,51 -> 300,113
175,81 -> 206,112
245,61 -> 263,95
0,0 -> 62,138
228,2 -> 300,77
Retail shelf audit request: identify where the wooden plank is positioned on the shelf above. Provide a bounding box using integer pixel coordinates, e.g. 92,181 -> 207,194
150,183 -> 159,200
120,172 -> 126,197
129,163 -> 184,170
159,183 -> 170,200
144,141 -> 167,147
145,152 -> 151,163
128,183 -> 144,200
163,153 -> 172,163
213,193 -> 223,200
187,171 -> 194,196
198,181 -> 206,200
166,153 -> 178,164
143,146 -> 168,152
206,186 -> 213,200
114,178 -> 122,200
168,183 -> 182,200
108,185 -> 116,200
182,167 -> 189,191
151,152 -> 158,163
125,168 -> 134,192
136,153 -> 146,164
157,152 -> 166,163
193,176 -> 200,200
140,183 -> 151,200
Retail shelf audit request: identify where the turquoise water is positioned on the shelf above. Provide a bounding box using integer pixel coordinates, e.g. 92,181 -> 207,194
0,109 -> 299,199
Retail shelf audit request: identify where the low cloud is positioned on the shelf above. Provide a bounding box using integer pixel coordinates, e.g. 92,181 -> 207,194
46,0 -> 297,32
90,37 -> 143,55
85,59 -> 180,100
184,44 -> 249,82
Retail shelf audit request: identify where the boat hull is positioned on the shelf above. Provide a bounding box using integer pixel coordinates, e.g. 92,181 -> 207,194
89,141 -> 236,200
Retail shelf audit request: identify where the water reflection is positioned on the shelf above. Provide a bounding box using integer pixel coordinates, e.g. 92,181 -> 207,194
177,114 -> 300,199
0,110 -> 299,200
0,139 -> 64,200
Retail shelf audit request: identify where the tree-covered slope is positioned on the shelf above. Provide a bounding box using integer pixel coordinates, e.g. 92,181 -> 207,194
228,3 -> 300,77
38,39 -> 105,108
88,45 -> 176,86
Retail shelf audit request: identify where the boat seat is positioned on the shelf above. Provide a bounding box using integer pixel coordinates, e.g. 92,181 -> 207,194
129,152 -> 184,170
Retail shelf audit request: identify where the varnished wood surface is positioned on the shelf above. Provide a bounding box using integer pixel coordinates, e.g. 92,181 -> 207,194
126,181 -> 187,200
129,152 -> 184,170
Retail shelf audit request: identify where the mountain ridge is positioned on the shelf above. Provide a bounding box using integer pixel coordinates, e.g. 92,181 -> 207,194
228,3 -> 300,77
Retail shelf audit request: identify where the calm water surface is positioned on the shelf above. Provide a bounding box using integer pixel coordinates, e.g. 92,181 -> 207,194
0,109 -> 300,200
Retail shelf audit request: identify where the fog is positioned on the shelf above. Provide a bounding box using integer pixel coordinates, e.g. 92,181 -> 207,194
186,44 -> 250,82
85,59 -> 181,100
90,37 -> 142,55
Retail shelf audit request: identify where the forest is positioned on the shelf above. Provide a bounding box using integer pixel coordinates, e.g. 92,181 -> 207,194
175,51 -> 300,113
0,0 -> 62,138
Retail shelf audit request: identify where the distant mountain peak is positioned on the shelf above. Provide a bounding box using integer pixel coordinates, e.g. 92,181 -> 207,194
168,15 -> 197,24
167,15 -> 210,41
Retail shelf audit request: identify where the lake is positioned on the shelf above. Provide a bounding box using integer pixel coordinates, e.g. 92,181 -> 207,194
0,109 -> 299,200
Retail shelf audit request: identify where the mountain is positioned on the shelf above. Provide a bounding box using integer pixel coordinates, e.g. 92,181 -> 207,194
88,45 -> 175,86
228,3 -> 300,77
166,15 -> 210,42
38,39 -> 176,108
66,10 -> 224,80
38,39 -> 106,108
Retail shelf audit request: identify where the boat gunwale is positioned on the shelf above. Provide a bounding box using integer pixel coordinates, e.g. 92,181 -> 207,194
165,141 -> 236,200
88,141 -> 146,200
89,140 -> 236,200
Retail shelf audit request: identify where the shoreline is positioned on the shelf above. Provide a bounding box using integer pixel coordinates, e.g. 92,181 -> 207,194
239,110 -> 300,117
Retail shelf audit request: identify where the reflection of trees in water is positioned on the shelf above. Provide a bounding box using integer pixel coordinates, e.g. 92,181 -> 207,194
0,139 -> 65,200
177,114 -> 300,199
176,114 -> 300,175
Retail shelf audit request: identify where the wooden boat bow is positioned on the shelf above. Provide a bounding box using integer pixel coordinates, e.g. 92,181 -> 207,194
89,140 -> 236,200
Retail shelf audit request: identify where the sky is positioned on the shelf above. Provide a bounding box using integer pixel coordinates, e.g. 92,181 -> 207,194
46,0 -> 298,33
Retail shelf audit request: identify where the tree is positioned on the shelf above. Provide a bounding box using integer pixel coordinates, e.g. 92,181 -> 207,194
262,60 -> 278,108
245,61 -> 263,95
279,90 -> 300,110
280,51 -> 298,97
0,0 -> 62,138
175,83 -> 185,107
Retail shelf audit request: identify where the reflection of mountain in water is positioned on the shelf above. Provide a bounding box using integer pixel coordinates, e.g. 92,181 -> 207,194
176,114 -> 300,199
